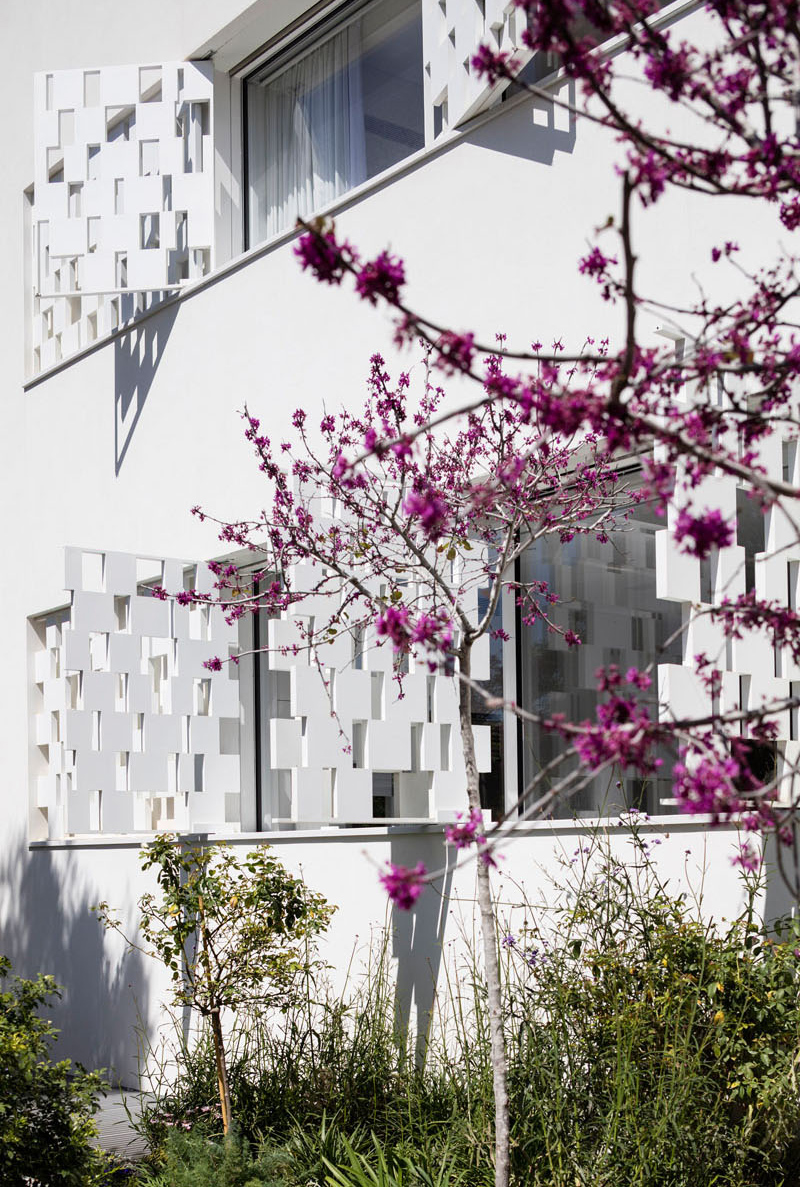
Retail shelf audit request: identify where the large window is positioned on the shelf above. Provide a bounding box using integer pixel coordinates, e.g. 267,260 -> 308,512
244,0 -> 424,247
519,502 -> 683,818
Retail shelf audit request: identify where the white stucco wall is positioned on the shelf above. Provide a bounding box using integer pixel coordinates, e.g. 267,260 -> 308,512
15,817 -> 751,1082
0,0 -> 782,1078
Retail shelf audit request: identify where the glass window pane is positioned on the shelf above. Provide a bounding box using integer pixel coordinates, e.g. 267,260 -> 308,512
246,0 -> 423,246
519,504 -> 683,819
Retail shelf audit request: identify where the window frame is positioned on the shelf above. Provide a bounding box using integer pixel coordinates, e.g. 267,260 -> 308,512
240,0 -> 424,251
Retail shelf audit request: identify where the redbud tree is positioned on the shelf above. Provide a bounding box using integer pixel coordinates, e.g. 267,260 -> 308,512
286,0 -> 800,890
165,2 -> 800,1182
180,349 -> 639,1184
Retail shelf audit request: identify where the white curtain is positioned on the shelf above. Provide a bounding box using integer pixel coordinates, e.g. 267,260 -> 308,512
248,21 -> 367,244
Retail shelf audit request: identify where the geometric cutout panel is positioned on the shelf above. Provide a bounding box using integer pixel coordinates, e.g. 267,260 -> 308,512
30,547 -> 239,838
29,542 -> 494,836
31,62 -> 213,374
259,551 -> 492,827
652,432 -> 800,805
422,0 -> 536,139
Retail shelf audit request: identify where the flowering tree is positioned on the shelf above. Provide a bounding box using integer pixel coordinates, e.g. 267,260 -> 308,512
259,5 -> 800,1176
169,349 -> 645,1185
162,2 -> 800,1181
287,0 -> 800,886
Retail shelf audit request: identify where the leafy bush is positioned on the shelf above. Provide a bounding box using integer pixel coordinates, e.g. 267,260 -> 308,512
322,1132 -> 467,1187
503,829 -> 800,1185
139,935 -> 485,1181
137,827 -> 800,1186
138,1128 -> 290,1187
0,954 -> 107,1185
98,836 -> 334,1135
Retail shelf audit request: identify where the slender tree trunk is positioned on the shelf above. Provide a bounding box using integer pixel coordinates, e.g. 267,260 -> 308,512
209,1005 -> 232,1135
458,643 -> 510,1187
198,895 -> 233,1134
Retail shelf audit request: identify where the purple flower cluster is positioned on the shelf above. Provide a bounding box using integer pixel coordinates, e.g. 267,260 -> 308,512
673,751 -> 742,817
732,842 -> 762,874
411,609 -> 454,654
375,604 -> 410,652
470,44 -> 517,85
445,807 -> 485,849
374,603 -> 455,669
578,246 -> 618,299
355,251 -> 406,307
403,487 -> 450,541
674,508 -> 734,559
555,666 -> 661,776
436,331 -> 475,374
294,229 -> 350,285
380,861 -> 427,910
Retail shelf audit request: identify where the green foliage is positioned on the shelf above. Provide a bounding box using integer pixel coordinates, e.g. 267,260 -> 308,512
503,831 -> 800,1186
323,1133 -> 466,1187
134,830 -> 800,1186
138,1128 -> 291,1187
98,836 -> 334,1132
282,1113 -> 371,1186
138,934 -> 483,1177
98,835 -> 335,1018
0,954 -> 107,1186
324,1133 -> 409,1187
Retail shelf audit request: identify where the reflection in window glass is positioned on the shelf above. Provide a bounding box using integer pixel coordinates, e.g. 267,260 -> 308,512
736,487 -> 766,594
474,587 -> 505,820
519,507 -> 683,818
245,0 -> 424,245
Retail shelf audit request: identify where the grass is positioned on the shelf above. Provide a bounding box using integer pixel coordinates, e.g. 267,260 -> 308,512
132,829 -> 800,1187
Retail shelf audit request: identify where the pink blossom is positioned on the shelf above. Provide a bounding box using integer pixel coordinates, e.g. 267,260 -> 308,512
470,44 -> 518,84
643,43 -> 692,101
380,861 -> 427,910
445,807 -> 484,849
674,508 -> 734,558
294,229 -> 351,285
404,487 -> 449,541
732,842 -> 761,874
625,667 -> 652,690
411,610 -> 453,652
354,251 -> 405,307
375,604 -> 411,652
436,331 -> 475,374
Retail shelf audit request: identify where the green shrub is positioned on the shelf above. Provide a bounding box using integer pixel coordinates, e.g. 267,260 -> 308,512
138,1128 -> 290,1187
503,829 -> 800,1185
137,826 -> 800,1186
97,836 -> 335,1136
322,1132 -> 467,1187
0,954 -> 107,1186
138,936 -> 485,1182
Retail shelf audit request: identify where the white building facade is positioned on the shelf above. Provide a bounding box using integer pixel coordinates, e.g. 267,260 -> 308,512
0,0 -> 778,1081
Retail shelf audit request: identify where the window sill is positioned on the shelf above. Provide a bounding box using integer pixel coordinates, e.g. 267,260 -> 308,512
28,812 -> 733,850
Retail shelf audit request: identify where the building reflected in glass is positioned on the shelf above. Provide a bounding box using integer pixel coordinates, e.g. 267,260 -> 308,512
519,501 -> 683,817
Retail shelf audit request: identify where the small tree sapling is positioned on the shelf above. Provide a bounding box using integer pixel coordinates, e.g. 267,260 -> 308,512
96,836 -> 333,1134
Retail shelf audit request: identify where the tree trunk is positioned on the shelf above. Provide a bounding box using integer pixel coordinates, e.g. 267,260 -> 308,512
198,894 -> 233,1134
458,643 -> 510,1187
209,1005 -> 233,1136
